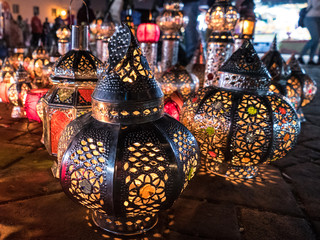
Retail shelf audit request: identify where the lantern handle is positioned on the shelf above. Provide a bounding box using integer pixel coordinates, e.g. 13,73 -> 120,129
69,0 -> 89,25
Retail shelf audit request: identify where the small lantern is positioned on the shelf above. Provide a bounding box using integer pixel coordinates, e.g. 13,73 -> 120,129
156,0 -> 188,72
8,64 -> 33,118
261,36 -> 305,120
25,88 -> 49,122
11,47 -> 25,70
29,45 -> 50,87
233,0 -> 256,50
205,0 -> 238,32
0,58 -> 15,103
57,24 -> 199,235
204,31 -> 234,87
158,64 -> 199,101
181,41 -> 300,179
56,26 -> 71,55
124,6 -> 135,36
137,21 -> 160,72
41,25 -> 102,157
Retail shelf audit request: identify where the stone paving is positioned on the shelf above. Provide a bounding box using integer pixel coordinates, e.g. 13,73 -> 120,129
0,66 -> 319,240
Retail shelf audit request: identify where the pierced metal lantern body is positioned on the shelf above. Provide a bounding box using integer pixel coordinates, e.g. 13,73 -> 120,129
205,0 -> 238,32
204,31 -> 234,87
57,26 -> 71,55
0,58 -> 15,103
158,64 -> 199,102
30,45 -> 50,87
137,23 -> 160,73
181,41 -> 300,179
285,55 -> 317,119
261,37 -> 305,119
58,25 -> 199,235
11,47 -> 25,70
42,25 -> 102,157
157,1 -> 187,72
192,43 -> 206,89
8,64 -> 33,118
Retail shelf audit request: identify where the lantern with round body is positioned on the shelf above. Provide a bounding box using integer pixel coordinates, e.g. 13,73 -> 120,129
137,20 -> 160,73
8,64 -> 33,118
56,26 -> 71,55
29,44 -> 50,87
10,47 -> 26,70
57,24 -> 199,235
204,31 -> 234,87
0,58 -> 15,103
181,40 -> 300,179
261,36 -> 305,120
158,64 -> 199,102
156,0 -> 188,72
41,25 -> 102,158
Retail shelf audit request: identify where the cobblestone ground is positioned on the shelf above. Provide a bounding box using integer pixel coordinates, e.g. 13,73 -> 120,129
0,66 -> 319,240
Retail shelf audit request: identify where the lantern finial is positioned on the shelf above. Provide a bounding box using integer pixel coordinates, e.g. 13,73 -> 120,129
287,54 -> 303,73
271,34 -> 278,51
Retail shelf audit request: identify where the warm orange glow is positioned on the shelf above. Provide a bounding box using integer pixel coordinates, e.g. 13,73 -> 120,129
243,19 -> 255,36
61,10 -> 67,17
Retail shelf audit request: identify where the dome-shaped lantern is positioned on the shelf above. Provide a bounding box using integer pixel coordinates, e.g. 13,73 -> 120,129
41,25 -> 103,158
206,0 -> 238,32
158,64 -> 199,102
181,40 -> 300,179
56,26 -> 71,55
137,20 -> 160,73
58,24 -> 199,235
25,88 -> 49,123
10,47 -> 25,70
157,0 -> 188,72
8,64 -> 33,118
261,36 -> 304,120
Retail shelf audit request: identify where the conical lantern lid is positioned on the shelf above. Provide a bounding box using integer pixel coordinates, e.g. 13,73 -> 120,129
218,40 -> 271,91
32,45 -> 49,60
15,64 -> 29,83
261,35 -> 288,81
287,54 -> 305,74
1,58 -> 14,72
92,24 -> 164,124
50,25 -> 102,83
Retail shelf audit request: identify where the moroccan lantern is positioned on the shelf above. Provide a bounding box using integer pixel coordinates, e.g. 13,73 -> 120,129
8,64 -> 33,118
123,5 -> 135,36
204,31 -> 234,87
57,24 -> 199,235
261,36 -> 304,119
11,47 -> 25,70
156,0 -> 188,72
99,16 -> 116,63
25,88 -> 49,122
158,64 -> 199,101
137,22 -> 160,72
0,58 -> 15,103
56,26 -> 71,55
41,25 -> 102,157
205,0 -> 238,32
192,42 -> 206,89
233,0 -> 256,50
181,40 -> 300,179
30,44 -> 50,87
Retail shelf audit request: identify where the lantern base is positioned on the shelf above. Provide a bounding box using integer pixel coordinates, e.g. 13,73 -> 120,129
11,106 -> 25,118
92,211 -> 158,236
206,161 -> 259,179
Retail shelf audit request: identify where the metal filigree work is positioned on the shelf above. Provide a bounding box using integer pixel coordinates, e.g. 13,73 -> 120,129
181,40 -> 300,179
204,31 -> 234,87
157,64 -> 199,101
58,24 -> 199,235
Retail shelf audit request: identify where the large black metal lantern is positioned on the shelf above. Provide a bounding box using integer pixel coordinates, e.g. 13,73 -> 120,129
261,36 -> 305,120
58,25 -> 199,235
181,41 -> 300,179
